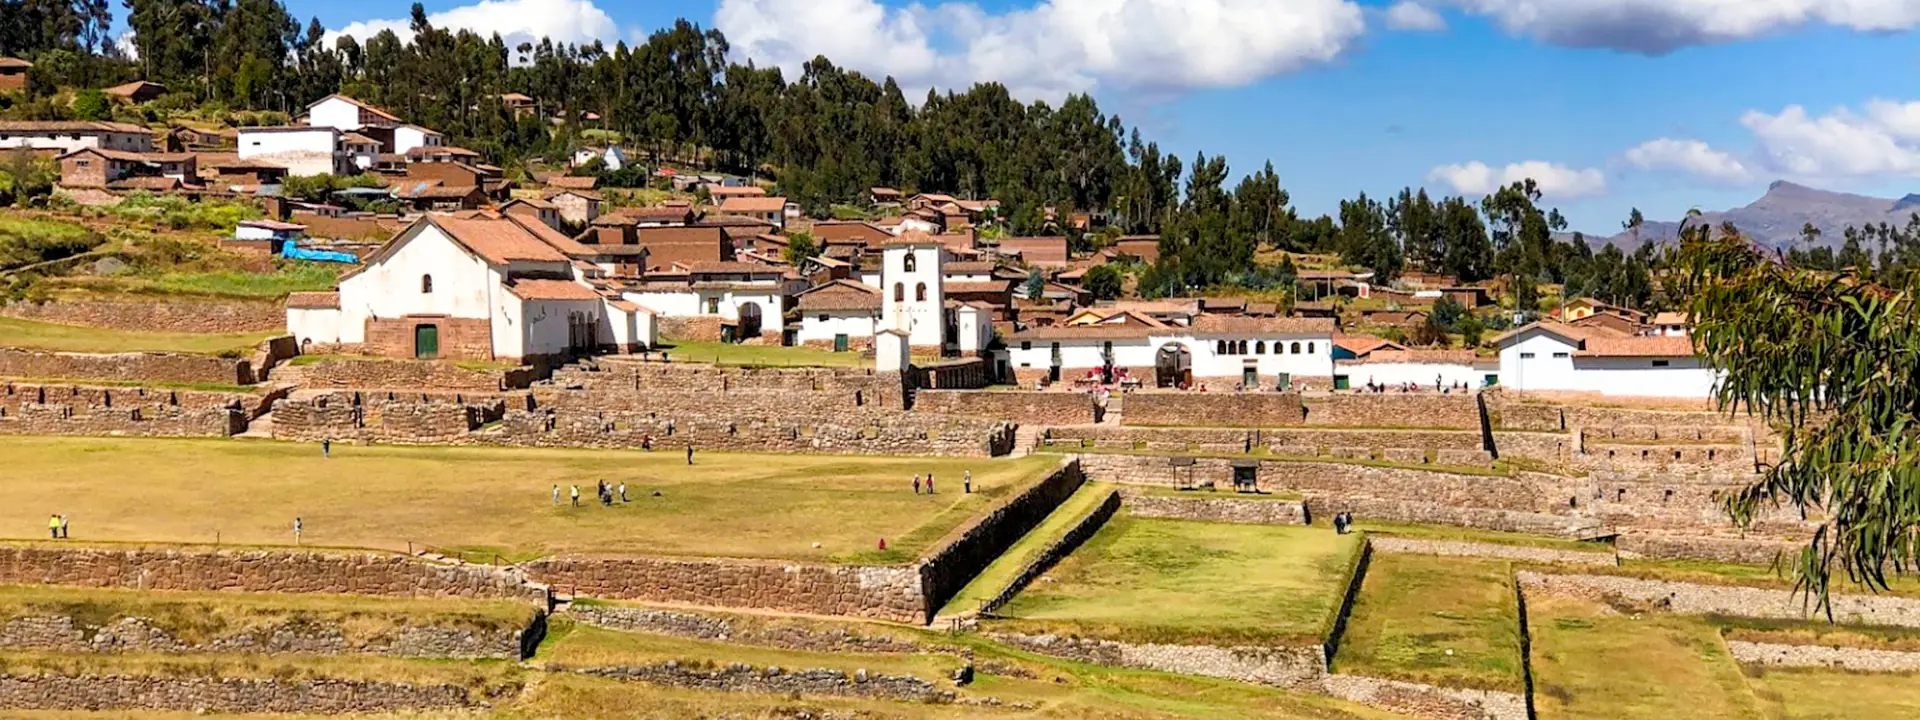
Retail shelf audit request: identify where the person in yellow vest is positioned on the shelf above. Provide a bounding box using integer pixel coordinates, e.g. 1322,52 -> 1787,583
48,514 -> 60,540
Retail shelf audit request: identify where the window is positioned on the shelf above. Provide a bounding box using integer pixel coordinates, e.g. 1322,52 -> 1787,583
1238,340 -> 1249,355
903,254 -> 917,272
1519,352 -> 1536,359
1307,343 -> 1315,354
74,159 -> 90,168
1652,360 -> 1671,367
1102,341 -> 1114,354
420,275 -> 433,293
817,314 -> 828,322
894,284 -> 904,302
1290,342 -> 1302,354
1021,341 -> 1031,351
706,298 -> 720,314
1255,341 -> 1266,354
1553,352 -> 1570,359
915,283 -> 927,301
1216,340 -> 1228,354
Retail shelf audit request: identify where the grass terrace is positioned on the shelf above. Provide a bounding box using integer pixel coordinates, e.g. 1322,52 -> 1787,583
1528,594 -> 1760,720
0,436 -> 1059,564
1333,555 -> 1525,692
1745,667 -> 1920,719
0,316 -> 274,356
942,483 -> 1118,615
654,338 -> 871,368
0,585 -> 537,642
990,516 -> 1363,646
1355,520 -> 1613,553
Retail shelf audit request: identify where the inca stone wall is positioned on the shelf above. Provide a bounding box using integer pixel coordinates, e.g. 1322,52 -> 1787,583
271,391 -> 502,444
0,546 -> 550,606
0,296 -> 284,333
1123,392 -> 1305,427
0,348 -> 251,386
1517,571 -> 1920,627
1120,490 -> 1306,526
567,605 -> 924,655
913,390 -> 1098,425
292,357 -> 535,391
1321,674 -> 1528,720
570,662 -> 952,703
1367,537 -> 1615,566
977,490 -> 1122,617
0,614 -> 530,659
1301,393 -> 1482,429
0,382 -> 248,437
1725,641 -> 1920,673
1614,533 -> 1795,565
0,674 -> 481,713
523,556 -> 926,624
992,633 -> 1329,690
918,461 -> 1086,616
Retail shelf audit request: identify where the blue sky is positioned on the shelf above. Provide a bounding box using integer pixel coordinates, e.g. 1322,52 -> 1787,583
234,0 -> 1920,235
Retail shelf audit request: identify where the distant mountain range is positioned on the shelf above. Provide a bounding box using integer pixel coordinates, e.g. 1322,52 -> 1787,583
1583,181 -> 1920,250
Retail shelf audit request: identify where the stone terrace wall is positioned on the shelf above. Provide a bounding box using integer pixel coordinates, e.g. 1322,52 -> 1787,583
1124,392 -> 1305,427
977,490 -> 1121,617
523,556 -> 925,624
1120,490 -> 1306,526
0,349 -> 251,386
993,633 -> 1329,690
913,390 -> 1099,425
1302,394 -> 1482,430
0,546 -> 549,606
271,391 -> 503,444
0,296 -> 284,333
0,614 -> 529,660
1042,426 -> 1490,457
918,461 -> 1086,617
571,663 -> 949,702
1726,641 -> 1920,673
1322,675 -> 1528,720
0,382 -> 248,437
1518,571 -> 1920,627
584,360 -> 906,407
294,357 -> 535,391
0,674 -> 480,713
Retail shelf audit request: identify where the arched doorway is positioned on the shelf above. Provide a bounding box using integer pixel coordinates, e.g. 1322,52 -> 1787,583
738,302 -> 763,339
1155,343 -> 1192,389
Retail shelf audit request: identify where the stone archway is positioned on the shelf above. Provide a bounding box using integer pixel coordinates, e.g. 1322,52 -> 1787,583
1156,343 -> 1192,389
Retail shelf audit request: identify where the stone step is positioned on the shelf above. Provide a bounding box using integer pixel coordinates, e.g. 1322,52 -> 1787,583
235,411 -> 275,439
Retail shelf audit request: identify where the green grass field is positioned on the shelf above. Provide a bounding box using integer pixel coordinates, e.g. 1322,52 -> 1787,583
992,516 -> 1363,645
0,436 -> 1057,564
1529,595 -> 1760,720
1355,520 -> 1612,553
655,338 -> 870,368
1746,667 -> 1920,719
0,584 -> 535,642
1333,555 -> 1524,692
942,483 -> 1117,615
0,316 -> 274,355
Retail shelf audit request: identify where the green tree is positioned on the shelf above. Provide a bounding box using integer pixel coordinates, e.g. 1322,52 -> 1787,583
1083,264 -> 1123,300
1024,269 -> 1045,300
1682,219 -> 1920,612
68,88 -> 108,120
782,232 -> 819,265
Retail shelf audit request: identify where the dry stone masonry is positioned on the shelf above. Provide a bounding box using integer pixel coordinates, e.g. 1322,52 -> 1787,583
1120,490 -> 1306,526
0,546 -> 550,606
1368,537 -> 1616,566
0,348 -> 253,386
1725,640 -> 1920,673
567,605 -> 925,655
992,633 -> 1330,690
1517,571 -> 1920,627
0,674 -> 485,713
0,613 -> 532,660
570,662 -> 953,703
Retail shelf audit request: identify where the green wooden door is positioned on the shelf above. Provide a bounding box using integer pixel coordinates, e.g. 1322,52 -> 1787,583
833,334 -> 849,352
1242,366 -> 1257,388
414,324 -> 439,359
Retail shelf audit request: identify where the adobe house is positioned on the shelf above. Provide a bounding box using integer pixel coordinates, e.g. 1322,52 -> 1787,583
0,58 -> 32,93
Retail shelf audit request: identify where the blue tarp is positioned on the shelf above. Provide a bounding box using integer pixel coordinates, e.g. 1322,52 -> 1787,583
282,244 -> 360,264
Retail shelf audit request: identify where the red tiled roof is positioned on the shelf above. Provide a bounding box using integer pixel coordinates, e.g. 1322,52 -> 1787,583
285,291 -> 339,309
716,196 -> 788,213
307,94 -> 401,122
432,215 -> 570,265
1333,334 -> 1403,356
796,280 -> 882,311
706,185 -> 767,197
1190,315 -> 1337,336
999,236 -> 1069,265
1575,336 -> 1697,358
546,175 -> 598,190
0,120 -> 148,133
505,278 -> 602,301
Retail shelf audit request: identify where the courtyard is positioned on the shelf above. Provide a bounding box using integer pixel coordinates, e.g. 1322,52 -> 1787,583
0,436 -> 1058,564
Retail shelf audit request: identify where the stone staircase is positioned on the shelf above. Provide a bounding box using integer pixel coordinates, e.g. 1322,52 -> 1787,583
1012,424 -> 1047,457
1100,393 -> 1125,426
235,411 -> 274,439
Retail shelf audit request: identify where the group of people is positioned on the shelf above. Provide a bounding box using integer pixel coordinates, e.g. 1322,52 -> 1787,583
1358,379 -> 1476,394
556,480 -> 630,507
1331,511 -> 1357,534
45,514 -> 69,539
912,470 -> 972,495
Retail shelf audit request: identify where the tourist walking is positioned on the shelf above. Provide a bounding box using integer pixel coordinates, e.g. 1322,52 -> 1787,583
321,438 -> 331,458
551,485 -> 559,505
926,474 -> 935,494
292,517 -> 302,545
964,470 -> 972,494
618,482 -> 628,503
570,485 -> 580,507
686,445 -> 695,465
59,515 -> 68,539
47,514 -> 59,540
913,475 -> 921,494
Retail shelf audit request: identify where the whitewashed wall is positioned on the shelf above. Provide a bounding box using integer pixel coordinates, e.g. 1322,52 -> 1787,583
1338,361 -> 1488,388
797,311 -> 878,343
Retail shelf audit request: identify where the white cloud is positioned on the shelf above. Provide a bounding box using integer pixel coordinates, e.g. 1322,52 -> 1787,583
714,0 -> 1367,100
1384,2 -> 1448,31
1622,138 -> 1752,184
1438,0 -> 1920,54
1427,160 -> 1608,199
328,0 -> 620,50
1739,103 -> 1920,179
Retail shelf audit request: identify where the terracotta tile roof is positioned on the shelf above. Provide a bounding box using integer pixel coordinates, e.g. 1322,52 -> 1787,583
1190,315 -> 1337,336
1108,236 -> 1160,262
614,206 -> 694,223
1333,334 -> 1404,356
0,120 -> 148,133
686,261 -> 781,274
546,175 -> 598,190
944,261 -> 998,274
239,220 -> 306,231
0,58 -> 32,69
396,183 -> 478,200
944,280 -> 1014,294
342,132 -> 381,146
1344,349 -> 1483,365
1008,324 -> 1162,341
307,94 -> 401,122
504,197 -> 556,210
505,278 -> 602,301
716,196 -> 788,213
810,221 -> 892,247
406,145 -> 482,158
544,187 -> 602,201
706,185 -> 767,197
432,215 -> 569,265
1652,312 -> 1691,326
107,176 -> 184,191
285,291 -> 339,309
999,236 -> 1069,265
501,212 -> 596,257
797,280 -> 882,311
1575,336 -> 1697,358
102,80 -> 165,98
